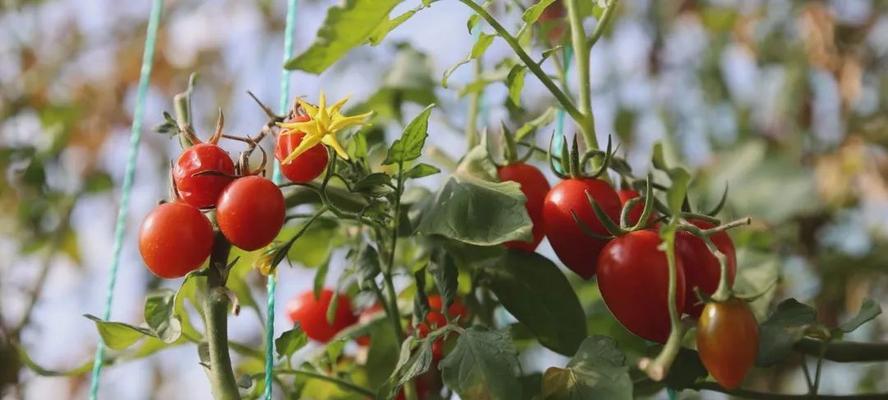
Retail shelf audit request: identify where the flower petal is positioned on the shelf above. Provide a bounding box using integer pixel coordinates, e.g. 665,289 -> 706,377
282,133 -> 323,164
321,134 -> 350,160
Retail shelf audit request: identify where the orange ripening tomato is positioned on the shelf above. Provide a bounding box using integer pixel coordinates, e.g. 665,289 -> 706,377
696,298 -> 759,389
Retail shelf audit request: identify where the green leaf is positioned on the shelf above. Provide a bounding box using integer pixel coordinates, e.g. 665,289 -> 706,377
313,259 -> 330,301
483,250 -> 586,355
541,336 -> 632,400
757,299 -> 817,366
384,104 -> 435,165
285,0 -> 403,73
456,136 -> 499,180
515,108 -> 556,142
838,298 -> 882,333
84,315 -> 154,351
82,171 -> 113,193
325,287 -> 340,325
354,244 -> 381,290
441,327 -> 522,400
467,14 -> 481,33
384,337 -> 434,398
506,65 -> 526,106
404,163 -> 441,179
430,250 -> 459,314
417,175 -> 532,245
286,219 -> 341,268
275,325 -> 309,360
143,289 -> 182,343
442,33 -> 496,87
662,348 -> 707,389
353,172 -> 394,196
522,0 -> 558,23
368,4 -> 424,46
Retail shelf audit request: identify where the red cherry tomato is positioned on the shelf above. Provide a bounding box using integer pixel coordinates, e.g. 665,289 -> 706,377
274,115 -> 329,183
617,189 -> 656,227
696,298 -> 759,389
597,230 -> 686,343
286,289 -> 358,343
676,219 -> 737,318
216,175 -> 285,251
173,143 -> 235,209
542,178 -> 621,279
138,202 -> 214,279
414,295 -> 469,360
538,0 -> 566,43
497,163 -> 551,252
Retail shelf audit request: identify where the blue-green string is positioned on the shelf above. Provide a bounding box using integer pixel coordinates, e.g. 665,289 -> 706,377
88,1 -> 164,399
265,0 -> 299,398
553,45 -> 574,175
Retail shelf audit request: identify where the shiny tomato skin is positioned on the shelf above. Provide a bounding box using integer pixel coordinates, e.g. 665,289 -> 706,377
173,143 -> 236,209
617,189 -> 655,227
696,298 -> 759,389
216,175 -> 285,251
286,289 -> 358,343
542,178 -> 622,279
138,202 -> 214,279
274,115 -> 329,183
497,163 -> 551,252
676,219 -> 737,318
597,230 -> 686,343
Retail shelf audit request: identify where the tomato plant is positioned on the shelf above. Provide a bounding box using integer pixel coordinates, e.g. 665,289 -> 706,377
286,289 -> 357,343
676,219 -> 737,317
215,175 -> 285,251
172,143 -> 236,209
542,178 -> 621,279
597,229 -> 686,343
497,162 -> 550,251
617,189 -> 654,227
696,298 -> 759,389
274,115 -> 329,183
138,201 -> 214,279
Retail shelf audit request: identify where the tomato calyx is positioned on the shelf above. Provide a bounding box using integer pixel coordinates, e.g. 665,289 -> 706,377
572,173 -> 656,240
675,216 -> 750,303
549,134 -> 614,180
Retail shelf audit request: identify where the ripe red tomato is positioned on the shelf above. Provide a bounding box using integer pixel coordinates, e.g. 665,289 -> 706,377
497,163 -> 551,252
414,295 -> 469,360
286,289 -> 358,343
138,202 -> 214,279
216,175 -> 285,251
617,189 -> 655,227
274,115 -> 329,183
597,230 -> 686,343
696,298 -> 759,389
538,0 -> 566,43
173,143 -> 235,209
542,178 -> 621,279
676,219 -> 737,318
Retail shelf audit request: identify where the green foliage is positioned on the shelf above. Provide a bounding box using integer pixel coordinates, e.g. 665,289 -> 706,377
384,104 -> 435,165
541,336 -> 632,400
275,325 -> 308,362
440,327 -> 522,400
756,299 -> 817,366
482,250 -> 586,355
838,299 -> 882,334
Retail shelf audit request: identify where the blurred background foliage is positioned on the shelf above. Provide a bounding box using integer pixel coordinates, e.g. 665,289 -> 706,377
1,0 -> 887,399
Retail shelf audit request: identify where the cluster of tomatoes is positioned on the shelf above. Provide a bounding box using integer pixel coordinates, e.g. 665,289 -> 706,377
138,119 -> 327,279
498,160 -> 757,389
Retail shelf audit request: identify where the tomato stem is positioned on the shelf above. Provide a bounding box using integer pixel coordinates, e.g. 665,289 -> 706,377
565,0 -> 598,151
465,58 -> 482,151
203,234 -> 240,400
692,381 -> 888,400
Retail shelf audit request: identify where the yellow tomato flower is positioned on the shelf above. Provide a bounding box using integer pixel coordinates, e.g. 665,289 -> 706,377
277,92 -> 372,163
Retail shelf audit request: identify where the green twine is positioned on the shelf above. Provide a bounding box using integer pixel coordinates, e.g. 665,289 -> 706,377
88,1 -> 163,399
265,1 -> 299,398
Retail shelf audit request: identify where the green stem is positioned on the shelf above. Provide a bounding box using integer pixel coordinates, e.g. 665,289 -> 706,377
640,223 -> 684,380
203,233 -> 240,400
275,369 -> 375,397
565,0 -> 597,150
457,0 -> 584,125
692,382 -> 888,400
466,59 -> 482,150
587,0 -> 620,48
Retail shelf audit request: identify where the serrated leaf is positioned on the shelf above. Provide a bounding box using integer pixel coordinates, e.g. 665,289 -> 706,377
430,250 -> 458,313
368,4 -> 423,46
354,244 -> 381,289
515,108 -> 556,142
757,299 -> 817,366
85,315 -> 154,351
143,289 -> 182,343
384,104 -> 434,165
506,65 -> 526,106
440,327 -> 522,400
285,0 -> 403,74
275,325 -> 309,360
838,298 -> 882,333
384,337 -> 434,398
404,163 -> 440,179
483,250 -> 586,355
541,336 -> 632,400
443,33 -> 496,87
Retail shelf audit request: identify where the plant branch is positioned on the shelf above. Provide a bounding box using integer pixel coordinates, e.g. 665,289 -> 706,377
587,0 -> 620,48
466,59 -> 482,150
203,233 -> 240,400
565,0 -> 597,150
275,369 -> 375,397
457,0 -> 584,125
692,382 -> 888,400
